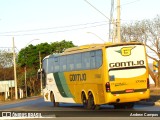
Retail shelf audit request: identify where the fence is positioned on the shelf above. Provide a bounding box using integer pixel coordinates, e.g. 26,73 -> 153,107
0,80 -> 14,100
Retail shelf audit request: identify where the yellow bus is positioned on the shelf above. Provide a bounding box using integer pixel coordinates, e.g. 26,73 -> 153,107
40,42 -> 150,109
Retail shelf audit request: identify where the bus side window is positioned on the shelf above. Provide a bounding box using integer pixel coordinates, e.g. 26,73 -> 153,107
54,57 -> 60,72
41,58 -> 48,87
48,58 -> 54,73
60,56 -> 67,72
67,55 -> 74,71
42,70 -> 46,88
82,52 -> 90,69
90,51 -> 96,69
96,50 -> 102,68
74,53 -> 82,70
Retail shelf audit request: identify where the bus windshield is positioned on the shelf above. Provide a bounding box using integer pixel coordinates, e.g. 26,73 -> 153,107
106,44 -> 147,78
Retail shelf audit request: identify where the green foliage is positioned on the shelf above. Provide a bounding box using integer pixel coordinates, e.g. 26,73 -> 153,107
18,40 -> 76,68
17,40 -> 76,95
50,40 -> 76,53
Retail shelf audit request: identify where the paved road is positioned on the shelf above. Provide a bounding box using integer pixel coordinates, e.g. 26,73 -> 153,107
0,96 -> 160,120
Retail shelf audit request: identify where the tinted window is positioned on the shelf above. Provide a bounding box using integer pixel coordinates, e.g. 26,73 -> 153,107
90,51 -> 96,69
74,53 -> 82,70
54,57 -> 60,72
60,56 -> 67,71
67,55 -> 74,71
48,58 -> 54,73
44,49 -> 102,73
96,50 -> 102,68
82,52 -> 90,69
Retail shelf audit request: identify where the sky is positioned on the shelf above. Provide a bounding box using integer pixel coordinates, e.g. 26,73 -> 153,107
0,0 -> 160,51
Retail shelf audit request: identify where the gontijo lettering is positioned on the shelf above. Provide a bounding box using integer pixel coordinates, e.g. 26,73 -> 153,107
109,60 -> 144,68
70,73 -> 86,81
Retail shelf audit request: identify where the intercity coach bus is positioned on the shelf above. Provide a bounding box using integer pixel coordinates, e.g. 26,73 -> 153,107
39,42 -> 150,109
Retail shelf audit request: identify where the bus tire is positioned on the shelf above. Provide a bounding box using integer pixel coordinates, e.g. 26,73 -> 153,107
81,92 -> 87,108
87,92 -> 100,110
50,92 -> 59,107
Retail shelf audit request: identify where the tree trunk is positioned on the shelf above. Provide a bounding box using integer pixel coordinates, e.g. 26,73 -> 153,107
158,60 -> 160,88
148,67 -> 156,83
155,74 -> 159,88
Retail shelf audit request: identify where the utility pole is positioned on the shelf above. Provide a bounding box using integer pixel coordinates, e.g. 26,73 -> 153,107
12,37 -> 18,100
112,19 -> 116,43
109,0 -> 114,42
117,0 -> 121,43
24,66 -> 27,98
39,51 -> 43,95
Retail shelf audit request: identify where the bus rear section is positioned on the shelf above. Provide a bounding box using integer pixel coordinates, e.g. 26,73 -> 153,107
105,43 -> 150,108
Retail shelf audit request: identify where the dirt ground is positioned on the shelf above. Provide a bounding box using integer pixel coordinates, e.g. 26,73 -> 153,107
148,86 -> 160,102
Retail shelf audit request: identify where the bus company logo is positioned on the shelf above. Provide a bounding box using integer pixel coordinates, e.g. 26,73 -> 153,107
116,46 -> 136,56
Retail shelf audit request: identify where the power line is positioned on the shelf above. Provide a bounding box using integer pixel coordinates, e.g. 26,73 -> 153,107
0,21 -> 107,35
121,0 -> 141,6
113,0 -> 141,11
0,23 -> 108,36
110,0 -> 114,20
84,0 -> 110,21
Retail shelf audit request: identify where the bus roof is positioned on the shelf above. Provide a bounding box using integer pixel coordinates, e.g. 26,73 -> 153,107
64,43 -> 112,53
64,42 -> 143,53
43,42 -> 143,60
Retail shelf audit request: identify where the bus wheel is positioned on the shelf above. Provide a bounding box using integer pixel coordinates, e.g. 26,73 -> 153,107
50,92 -> 59,107
87,92 -> 100,110
81,92 -> 87,108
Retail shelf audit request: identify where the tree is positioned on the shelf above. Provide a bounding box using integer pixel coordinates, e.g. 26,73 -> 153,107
18,40 -> 76,68
17,40 -> 76,95
121,15 -> 160,87
18,44 -> 39,68
0,49 -> 13,68
50,40 -> 76,53
0,67 -> 14,80
0,49 -> 14,80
